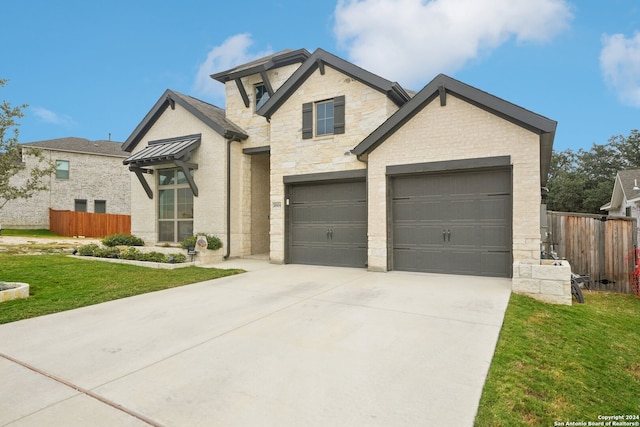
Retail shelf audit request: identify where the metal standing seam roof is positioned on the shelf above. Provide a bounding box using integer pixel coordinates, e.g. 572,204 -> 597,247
123,134 -> 201,166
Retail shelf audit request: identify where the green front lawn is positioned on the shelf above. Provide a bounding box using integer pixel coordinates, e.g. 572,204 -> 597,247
476,292 -> 640,426
0,228 -> 61,237
0,254 -> 243,324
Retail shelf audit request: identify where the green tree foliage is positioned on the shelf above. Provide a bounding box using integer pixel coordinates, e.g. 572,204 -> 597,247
0,79 -> 56,211
546,130 -> 640,214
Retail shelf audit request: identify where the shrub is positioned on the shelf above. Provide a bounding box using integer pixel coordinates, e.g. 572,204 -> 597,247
119,247 -> 141,260
139,251 -> 169,263
171,253 -> 187,263
180,234 -> 223,251
94,246 -> 120,258
102,234 -> 145,247
78,244 -> 100,256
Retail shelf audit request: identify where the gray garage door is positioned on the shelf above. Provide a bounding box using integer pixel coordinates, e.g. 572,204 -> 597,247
288,180 -> 367,268
391,168 -> 511,277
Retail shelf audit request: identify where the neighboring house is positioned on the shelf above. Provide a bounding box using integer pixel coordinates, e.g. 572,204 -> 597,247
601,169 -> 640,242
123,48 -> 556,281
1,137 -> 130,229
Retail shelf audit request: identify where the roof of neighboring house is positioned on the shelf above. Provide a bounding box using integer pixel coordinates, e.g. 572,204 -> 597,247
21,137 -> 127,157
122,89 -> 248,152
257,48 -> 412,119
351,73 -> 557,186
210,49 -> 312,83
601,169 -> 640,210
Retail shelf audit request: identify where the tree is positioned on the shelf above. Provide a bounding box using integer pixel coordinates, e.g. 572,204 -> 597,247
546,130 -> 640,214
0,79 -> 56,212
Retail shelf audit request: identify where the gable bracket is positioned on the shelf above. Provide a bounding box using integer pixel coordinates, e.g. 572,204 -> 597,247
174,160 -> 199,197
439,83 -> 446,106
130,167 -> 154,199
167,95 -> 176,110
259,70 -> 275,96
316,58 -> 325,75
235,78 -> 250,108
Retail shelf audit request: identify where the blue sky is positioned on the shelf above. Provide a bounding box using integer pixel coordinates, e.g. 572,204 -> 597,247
2,0 -> 639,152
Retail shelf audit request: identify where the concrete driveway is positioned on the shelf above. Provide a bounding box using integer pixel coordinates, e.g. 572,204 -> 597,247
0,260 -> 511,427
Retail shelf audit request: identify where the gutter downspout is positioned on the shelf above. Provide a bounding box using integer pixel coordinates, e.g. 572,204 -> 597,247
224,138 -> 234,259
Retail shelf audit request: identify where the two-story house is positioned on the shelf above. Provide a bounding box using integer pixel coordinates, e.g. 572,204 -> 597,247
123,48 -> 556,281
1,137 -> 130,229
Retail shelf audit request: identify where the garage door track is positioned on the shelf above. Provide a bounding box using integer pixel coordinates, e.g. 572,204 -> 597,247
0,261 -> 511,427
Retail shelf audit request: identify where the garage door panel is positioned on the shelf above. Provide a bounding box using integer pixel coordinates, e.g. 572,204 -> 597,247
391,168 -> 511,277
394,200 -> 444,222
480,252 -> 511,277
479,225 -> 510,249
393,248 -> 445,273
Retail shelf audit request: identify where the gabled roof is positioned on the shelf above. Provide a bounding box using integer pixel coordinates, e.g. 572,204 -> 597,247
210,49 -> 311,83
257,48 -> 412,120
122,89 -> 248,153
21,137 -> 126,157
601,169 -> 640,211
352,74 -> 557,186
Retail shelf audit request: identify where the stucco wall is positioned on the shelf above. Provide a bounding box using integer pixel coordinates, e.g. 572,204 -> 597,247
366,94 -> 542,272
1,148 -> 130,229
267,67 -> 401,263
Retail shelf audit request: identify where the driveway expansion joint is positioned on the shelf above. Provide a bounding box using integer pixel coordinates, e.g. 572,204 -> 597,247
0,351 -> 165,427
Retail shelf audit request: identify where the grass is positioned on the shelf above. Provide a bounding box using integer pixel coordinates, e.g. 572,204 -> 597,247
0,228 -> 61,238
475,291 -> 640,426
0,253 -> 243,324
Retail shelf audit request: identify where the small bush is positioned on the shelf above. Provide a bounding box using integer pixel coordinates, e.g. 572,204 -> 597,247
94,246 -> 121,258
119,247 -> 141,260
168,253 -> 187,263
180,234 -> 223,251
139,251 -> 168,263
102,234 -> 145,247
78,244 -> 100,256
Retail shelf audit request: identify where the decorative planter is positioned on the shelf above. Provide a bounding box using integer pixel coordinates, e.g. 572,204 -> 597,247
0,282 -> 30,302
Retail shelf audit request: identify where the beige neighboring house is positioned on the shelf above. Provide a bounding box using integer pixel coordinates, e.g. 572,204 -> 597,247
123,48 -> 557,285
601,169 -> 640,242
1,137 -> 130,229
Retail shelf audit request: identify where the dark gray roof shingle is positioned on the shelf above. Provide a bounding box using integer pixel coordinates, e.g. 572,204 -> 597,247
21,137 -> 126,157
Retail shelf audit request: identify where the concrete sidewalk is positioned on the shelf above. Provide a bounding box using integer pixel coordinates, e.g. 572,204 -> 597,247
0,261 -> 511,427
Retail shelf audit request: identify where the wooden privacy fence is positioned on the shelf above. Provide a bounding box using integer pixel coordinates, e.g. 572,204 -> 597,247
49,209 -> 131,238
545,211 -> 637,294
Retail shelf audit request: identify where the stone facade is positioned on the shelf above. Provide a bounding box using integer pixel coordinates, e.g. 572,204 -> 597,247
1,141 -> 130,229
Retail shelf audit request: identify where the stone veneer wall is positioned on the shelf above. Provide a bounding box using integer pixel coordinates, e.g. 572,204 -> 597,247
513,260 -> 572,305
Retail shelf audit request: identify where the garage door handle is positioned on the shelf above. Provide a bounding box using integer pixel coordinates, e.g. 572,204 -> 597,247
447,229 -> 451,242
326,228 -> 333,240
442,229 -> 446,242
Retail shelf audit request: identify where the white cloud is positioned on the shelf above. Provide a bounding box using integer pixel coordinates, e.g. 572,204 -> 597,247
600,32 -> 640,108
334,0 -> 572,89
30,106 -> 75,126
193,33 -> 273,105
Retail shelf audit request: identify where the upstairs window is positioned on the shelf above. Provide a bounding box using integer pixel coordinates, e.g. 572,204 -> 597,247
316,100 -> 334,136
56,160 -> 69,179
255,84 -> 270,111
302,95 -> 345,139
